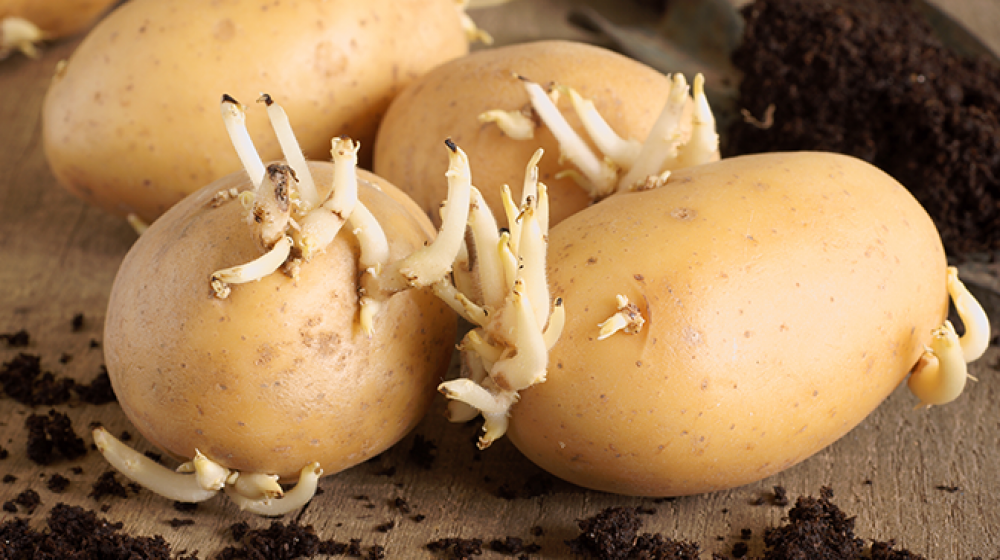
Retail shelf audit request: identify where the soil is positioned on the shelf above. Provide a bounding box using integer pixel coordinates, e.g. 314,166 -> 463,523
217,520 -> 379,560
1,353 -> 115,406
25,409 -> 88,465
725,0 -> 1000,255
0,503 -> 198,560
566,506 -> 701,559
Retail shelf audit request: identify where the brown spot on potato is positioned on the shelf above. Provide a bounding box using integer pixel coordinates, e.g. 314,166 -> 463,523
670,207 -> 697,220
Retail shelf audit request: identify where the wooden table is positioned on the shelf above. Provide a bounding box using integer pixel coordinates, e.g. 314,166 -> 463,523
2,1 -> 999,558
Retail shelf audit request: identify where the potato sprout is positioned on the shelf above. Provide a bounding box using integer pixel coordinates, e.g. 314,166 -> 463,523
597,294 -> 645,340
435,149 -> 565,449
0,16 -> 43,58
210,94 -> 472,324
480,72 -> 719,201
907,266 -> 991,408
95,93 -> 472,514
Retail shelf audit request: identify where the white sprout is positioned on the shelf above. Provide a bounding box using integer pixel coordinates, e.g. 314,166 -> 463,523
220,95 -> 266,190
224,463 -> 323,516
295,137 -> 359,261
231,472 -> 284,501
946,266 -> 990,362
259,93 -> 318,208
478,108 -> 535,140
455,0 -> 494,45
378,139 -> 473,292
94,427 -> 322,512
92,427 -> 220,503
1,17 -> 44,59
907,267 -> 990,407
479,72 -> 720,200
436,150 -> 565,449
597,294 -> 646,340
907,321 -> 969,408
211,96 -> 470,316
210,235 -> 293,298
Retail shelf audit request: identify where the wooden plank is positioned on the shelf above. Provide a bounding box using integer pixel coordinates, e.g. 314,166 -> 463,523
2,1 -> 999,558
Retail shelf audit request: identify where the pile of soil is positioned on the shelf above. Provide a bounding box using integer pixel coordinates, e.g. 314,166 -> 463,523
725,0 -> 1000,255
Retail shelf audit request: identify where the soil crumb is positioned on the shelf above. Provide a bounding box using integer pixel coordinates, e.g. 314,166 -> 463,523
0,329 -> 30,347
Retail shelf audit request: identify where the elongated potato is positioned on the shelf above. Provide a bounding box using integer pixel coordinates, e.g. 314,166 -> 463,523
42,0 -> 468,222
505,152 -> 954,496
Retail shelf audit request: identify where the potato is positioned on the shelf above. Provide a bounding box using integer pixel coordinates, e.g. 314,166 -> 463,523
373,40 -> 718,228
442,151 -> 989,497
42,0 -> 469,222
104,163 -> 456,484
1,0 -> 116,58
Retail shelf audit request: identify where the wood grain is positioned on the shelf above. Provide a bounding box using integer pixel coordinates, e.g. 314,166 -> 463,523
2,1 -> 999,558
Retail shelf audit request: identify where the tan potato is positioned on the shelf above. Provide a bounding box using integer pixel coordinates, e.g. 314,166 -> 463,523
42,0 -> 468,222
495,152 -> 966,496
373,40 -> 716,229
104,162 -> 457,483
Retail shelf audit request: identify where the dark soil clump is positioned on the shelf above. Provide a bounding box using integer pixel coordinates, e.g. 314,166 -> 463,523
0,503 -> 196,559
426,537 -> 484,558
89,471 -> 139,500
2,354 -> 74,406
1,353 -> 116,406
726,0 -> 1000,255
567,506 -> 700,560
0,329 -> 30,347
762,487 -> 863,559
25,409 -> 87,465
46,473 -> 71,493
217,520 -> 372,560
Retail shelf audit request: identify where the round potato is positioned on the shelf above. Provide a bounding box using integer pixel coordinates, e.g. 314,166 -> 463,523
504,151 -> 951,496
373,40 -> 692,228
42,0 -> 468,222
104,162 -> 457,481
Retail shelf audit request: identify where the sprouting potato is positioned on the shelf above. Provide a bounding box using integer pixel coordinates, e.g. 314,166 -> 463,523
373,40 -> 719,229
94,95 -> 477,514
0,0 -> 116,58
438,150 -> 990,497
42,0 -> 471,224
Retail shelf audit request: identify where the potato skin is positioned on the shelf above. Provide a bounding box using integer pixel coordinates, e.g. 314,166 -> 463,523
42,0 -> 468,222
373,40 -> 682,228
507,152 -> 948,496
104,163 -> 457,480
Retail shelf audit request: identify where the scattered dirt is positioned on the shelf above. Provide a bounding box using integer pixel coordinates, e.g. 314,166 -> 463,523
217,520 -> 378,560
1,352 -> 115,406
567,506 -> 702,560
0,503 -> 199,559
